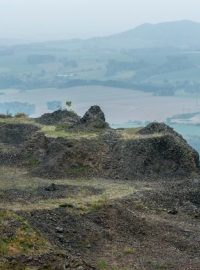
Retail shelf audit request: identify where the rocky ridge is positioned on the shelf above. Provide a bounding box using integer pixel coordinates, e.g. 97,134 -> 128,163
1,107 -> 200,269
0,106 -> 199,179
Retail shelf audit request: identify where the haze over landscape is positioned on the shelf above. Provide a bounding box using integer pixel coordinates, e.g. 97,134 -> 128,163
1,5 -> 200,150
2,1 -> 200,269
0,0 -> 200,41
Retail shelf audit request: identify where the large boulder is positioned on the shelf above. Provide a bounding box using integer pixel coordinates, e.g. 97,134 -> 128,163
80,105 -> 109,129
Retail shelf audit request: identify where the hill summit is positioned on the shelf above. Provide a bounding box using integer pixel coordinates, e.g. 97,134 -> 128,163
0,106 -> 199,179
84,20 -> 200,49
1,107 -> 200,269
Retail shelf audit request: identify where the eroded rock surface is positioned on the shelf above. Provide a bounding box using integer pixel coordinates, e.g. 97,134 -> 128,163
19,125 -> 200,179
0,113 -> 199,179
36,109 -> 80,126
79,105 -> 109,129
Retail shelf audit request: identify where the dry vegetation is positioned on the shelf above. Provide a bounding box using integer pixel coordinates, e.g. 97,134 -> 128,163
1,166 -> 200,269
118,128 -> 163,140
0,166 -> 140,212
0,210 -> 51,257
40,125 -> 99,140
1,116 -> 200,269
0,166 -> 148,269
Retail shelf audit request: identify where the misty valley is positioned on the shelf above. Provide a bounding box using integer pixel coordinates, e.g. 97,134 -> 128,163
2,18 -> 200,269
1,22 -> 200,155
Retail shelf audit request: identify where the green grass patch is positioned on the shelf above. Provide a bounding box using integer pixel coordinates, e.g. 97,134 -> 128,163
0,210 -> 51,256
67,165 -> 91,177
0,166 -> 141,212
97,259 -> 109,270
41,125 -> 98,139
123,247 -> 136,255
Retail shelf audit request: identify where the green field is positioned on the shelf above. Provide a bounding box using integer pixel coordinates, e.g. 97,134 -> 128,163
1,41 -> 200,97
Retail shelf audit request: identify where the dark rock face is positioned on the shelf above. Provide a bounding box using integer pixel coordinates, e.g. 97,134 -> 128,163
81,106 -> 105,123
0,123 -> 39,166
45,183 -> 58,191
36,106 -> 109,130
139,122 -> 182,138
20,128 -> 200,179
0,118 -> 199,179
137,122 -> 199,175
36,109 -> 80,126
2,252 -> 96,270
108,134 -> 199,179
80,106 -> 109,129
0,124 -> 39,145
22,134 -> 105,178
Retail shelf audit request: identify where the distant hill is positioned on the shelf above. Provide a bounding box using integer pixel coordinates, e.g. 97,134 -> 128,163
0,38 -> 29,47
1,20 -> 200,95
2,20 -> 200,50
86,20 -> 200,50
37,20 -> 200,50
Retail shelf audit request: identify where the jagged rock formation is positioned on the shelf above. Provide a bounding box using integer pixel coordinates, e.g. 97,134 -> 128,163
0,112 -> 199,179
36,109 -> 80,126
108,134 -> 199,179
139,122 -> 182,137
18,126 -> 200,179
79,105 -> 109,129
138,122 -> 199,174
36,106 -> 109,130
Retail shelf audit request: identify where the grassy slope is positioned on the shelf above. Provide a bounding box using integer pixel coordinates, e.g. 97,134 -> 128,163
0,166 -> 145,270
1,117 -> 200,269
0,118 -> 150,269
0,210 -> 51,257
0,116 -> 163,141
0,166 -> 139,212
2,42 -> 200,94
1,166 -> 200,269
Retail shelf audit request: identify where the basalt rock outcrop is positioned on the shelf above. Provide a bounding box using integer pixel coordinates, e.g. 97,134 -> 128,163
108,133 -> 199,179
79,105 -> 109,129
36,106 -> 109,130
0,113 -> 199,179
138,122 -> 199,173
36,109 -> 80,126
139,122 -> 183,138
19,126 -> 200,179
0,123 -> 39,165
0,123 -> 39,145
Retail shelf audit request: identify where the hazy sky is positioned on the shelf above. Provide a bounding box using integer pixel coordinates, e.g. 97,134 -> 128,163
0,0 -> 200,41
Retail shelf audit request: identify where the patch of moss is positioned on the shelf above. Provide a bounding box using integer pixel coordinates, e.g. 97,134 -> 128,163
41,125 -> 98,139
97,259 -> 109,270
67,165 -> 91,177
0,210 -> 51,257
89,194 -> 108,211
23,153 -> 40,168
123,247 -> 136,255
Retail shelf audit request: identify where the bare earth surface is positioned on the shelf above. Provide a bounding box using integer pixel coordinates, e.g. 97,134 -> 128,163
0,112 -> 200,269
0,166 -> 200,270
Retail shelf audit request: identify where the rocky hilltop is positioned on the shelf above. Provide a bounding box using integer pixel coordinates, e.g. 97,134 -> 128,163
0,106 -> 199,179
1,107 -> 200,269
